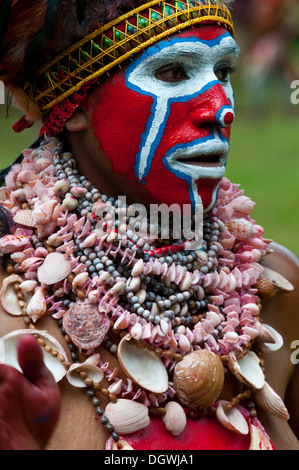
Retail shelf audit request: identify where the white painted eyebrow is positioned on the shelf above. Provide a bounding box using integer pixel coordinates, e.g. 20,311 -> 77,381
141,37 -> 240,65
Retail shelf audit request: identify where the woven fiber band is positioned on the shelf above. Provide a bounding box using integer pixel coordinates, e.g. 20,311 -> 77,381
25,0 -> 234,114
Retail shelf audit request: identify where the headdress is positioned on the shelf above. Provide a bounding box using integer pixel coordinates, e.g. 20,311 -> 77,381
0,0 -> 234,134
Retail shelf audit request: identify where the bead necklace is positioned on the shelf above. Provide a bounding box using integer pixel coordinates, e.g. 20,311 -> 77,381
0,136 -> 288,449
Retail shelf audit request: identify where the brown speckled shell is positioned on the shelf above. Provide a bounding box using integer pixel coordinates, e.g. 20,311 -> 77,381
62,300 -> 110,351
255,276 -> 275,301
173,350 -> 224,410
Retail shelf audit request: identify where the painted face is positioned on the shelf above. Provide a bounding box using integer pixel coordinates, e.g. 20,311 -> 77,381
91,25 -> 240,211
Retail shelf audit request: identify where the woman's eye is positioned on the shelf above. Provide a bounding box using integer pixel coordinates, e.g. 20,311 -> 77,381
155,63 -> 189,83
214,63 -> 235,83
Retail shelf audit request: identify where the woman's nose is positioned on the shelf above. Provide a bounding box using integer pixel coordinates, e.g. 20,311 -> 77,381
189,83 -> 235,129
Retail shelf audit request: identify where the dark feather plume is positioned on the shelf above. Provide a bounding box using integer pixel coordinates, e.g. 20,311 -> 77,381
0,204 -> 13,239
44,0 -> 63,39
0,204 -> 13,268
0,0 -> 13,46
106,0 -> 135,20
25,0 -> 63,74
76,0 -> 87,25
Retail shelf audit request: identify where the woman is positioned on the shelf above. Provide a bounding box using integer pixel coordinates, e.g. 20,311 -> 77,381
0,0 -> 299,450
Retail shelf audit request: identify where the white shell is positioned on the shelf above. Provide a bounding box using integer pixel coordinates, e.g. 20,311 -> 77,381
72,272 -> 89,289
180,272 -> 193,291
54,179 -> 71,194
66,354 -> 104,388
26,287 -> 47,323
118,335 -> 168,393
0,275 -> 32,316
106,231 -> 118,243
254,321 -> 276,344
0,329 -> 67,382
132,259 -> 144,277
254,381 -> 289,420
258,324 -> 283,353
130,323 -> 143,341
81,233 -> 97,248
13,209 -> 36,228
97,271 -> 110,285
10,251 -> 26,263
37,252 -> 73,285
109,281 -> 126,295
241,303 -> 260,316
108,379 -> 123,396
162,401 -> 187,436
136,289 -> 146,305
249,422 -> 274,450
228,351 -> 265,390
126,276 -> 141,292
261,267 -> 294,293
216,401 -> 249,435
242,327 -> 259,340
62,196 -> 78,211
19,280 -> 38,292
104,399 -> 150,435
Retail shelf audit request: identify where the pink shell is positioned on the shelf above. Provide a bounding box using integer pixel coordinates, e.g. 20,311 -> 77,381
32,200 -> 58,225
62,300 -> 110,351
13,209 -> 36,228
226,219 -> 258,241
0,234 -> 30,254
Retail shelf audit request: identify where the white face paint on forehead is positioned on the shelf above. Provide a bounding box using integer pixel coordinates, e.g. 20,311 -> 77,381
124,32 -> 240,196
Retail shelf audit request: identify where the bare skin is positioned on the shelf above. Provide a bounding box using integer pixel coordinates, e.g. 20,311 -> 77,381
0,243 -> 298,450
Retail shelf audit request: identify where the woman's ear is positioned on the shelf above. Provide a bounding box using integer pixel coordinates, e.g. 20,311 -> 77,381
65,109 -> 88,132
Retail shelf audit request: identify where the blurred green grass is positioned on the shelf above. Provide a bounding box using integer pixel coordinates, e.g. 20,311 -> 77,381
0,95 -> 299,257
226,70 -> 299,257
0,105 -> 40,164
227,109 -> 299,256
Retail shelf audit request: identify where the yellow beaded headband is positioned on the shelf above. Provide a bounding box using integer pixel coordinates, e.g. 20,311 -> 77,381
25,0 -> 234,116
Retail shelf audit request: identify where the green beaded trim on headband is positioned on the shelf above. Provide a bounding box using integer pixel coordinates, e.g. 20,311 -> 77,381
25,0 -> 234,114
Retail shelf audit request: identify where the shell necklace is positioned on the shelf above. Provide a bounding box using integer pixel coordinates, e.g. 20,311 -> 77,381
0,136 -> 290,450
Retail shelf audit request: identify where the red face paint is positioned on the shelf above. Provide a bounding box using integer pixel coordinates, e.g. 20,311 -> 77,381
90,25 -> 239,211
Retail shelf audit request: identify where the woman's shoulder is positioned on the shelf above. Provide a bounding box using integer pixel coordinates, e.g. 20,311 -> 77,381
261,242 -> 299,283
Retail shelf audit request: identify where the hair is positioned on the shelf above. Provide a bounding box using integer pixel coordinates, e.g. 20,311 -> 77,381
0,0 -> 147,85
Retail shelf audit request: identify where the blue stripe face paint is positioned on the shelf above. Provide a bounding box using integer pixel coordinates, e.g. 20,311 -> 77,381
124,30 -> 239,211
